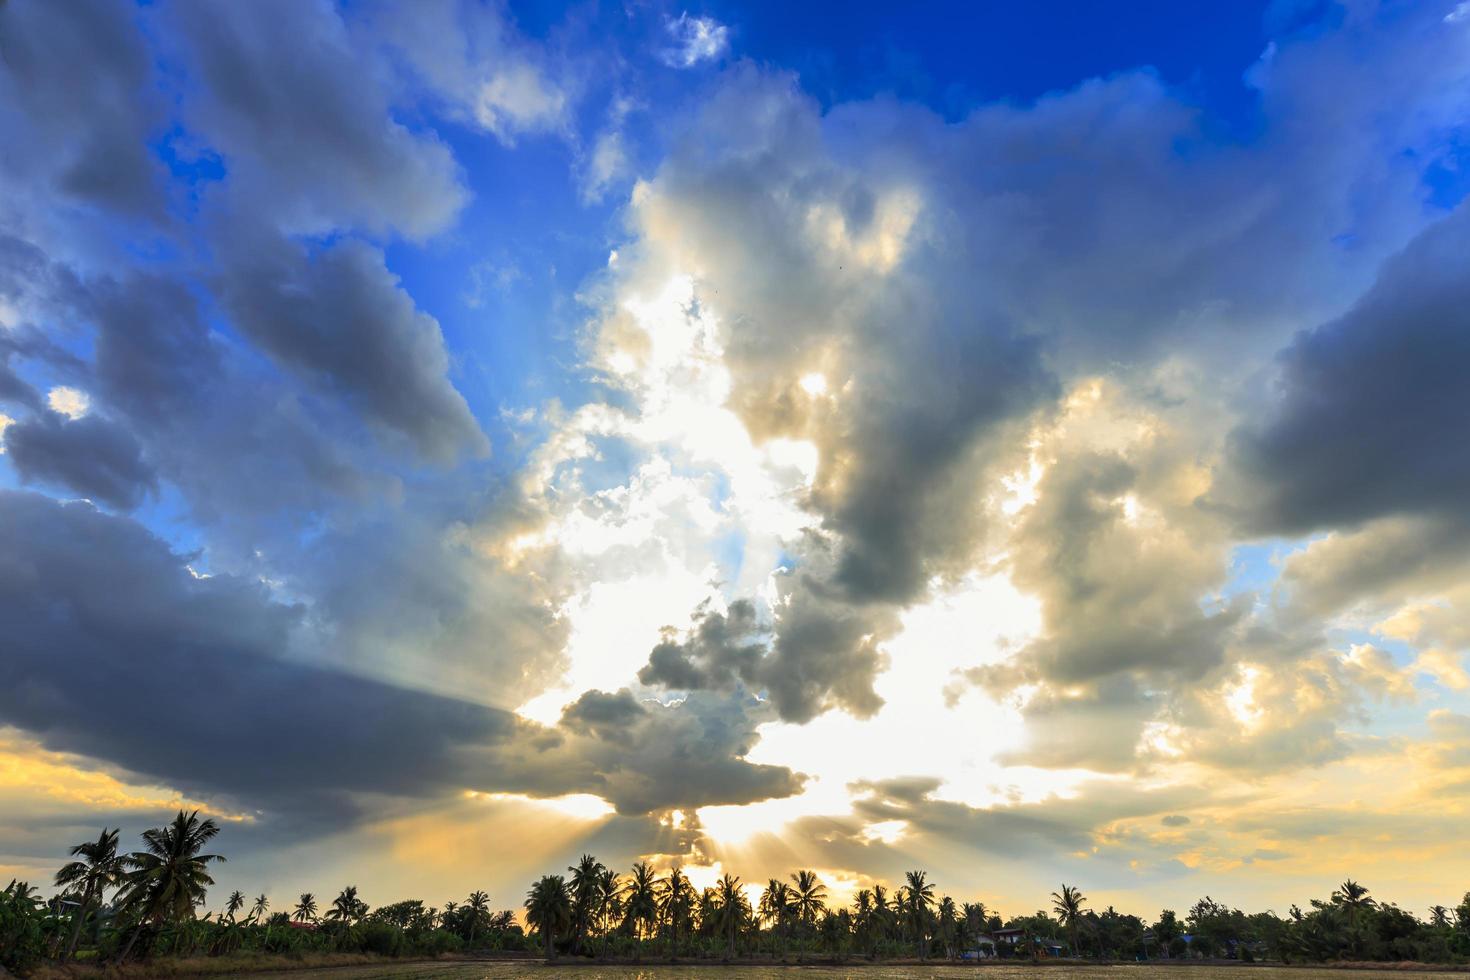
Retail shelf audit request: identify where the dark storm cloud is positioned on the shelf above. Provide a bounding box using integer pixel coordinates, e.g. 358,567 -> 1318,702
3,410 -> 156,509
215,234 -> 488,462
1229,205 -> 1470,536
0,492 -> 805,825
0,0 -> 164,217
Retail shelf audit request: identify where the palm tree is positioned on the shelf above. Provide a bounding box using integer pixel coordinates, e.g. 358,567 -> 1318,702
1333,879 -> 1375,956
872,884 -> 892,946
293,893 -> 318,923
936,895 -> 959,959
464,889 -> 491,946
625,861 -> 658,957
54,828 -> 125,959
659,866 -> 693,958
116,810 -> 225,961
250,893 -> 269,922
759,879 -> 792,957
326,886 -> 363,924
1051,884 -> 1086,958
225,890 -> 245,922
1430,905 -> 1450,927
596,869 -> 623,959
524,875 -> 572,961
963,900 -> 989,937
905,871 -> 936,959
790,869 -> 828,925
853,888 -> 877,955
567,855 -> 603,954
713,873 -> 747,960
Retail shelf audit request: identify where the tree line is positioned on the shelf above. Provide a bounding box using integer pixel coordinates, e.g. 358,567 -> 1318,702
5,810 -> 1470,973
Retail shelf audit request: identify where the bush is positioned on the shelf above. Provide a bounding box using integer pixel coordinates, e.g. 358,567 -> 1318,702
415,929 -> 464,956
354,920 -> 405,957
1,882 -> 48,973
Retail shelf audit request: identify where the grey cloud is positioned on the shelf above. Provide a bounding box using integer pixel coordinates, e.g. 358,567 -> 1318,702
0,0 -> 164,218
3,410 -> 156,509
1002,451 -> 1243,689
559,689 -> 647,744
80,271 -> 387,527
298,506 -> 568,710
164,0 -> 467,239
1229,205 -> 1470,536
639,599 -> 767,692
216,234 -> 488,463
537,689 -> 807,814
1278,515 -> 1470,621
845,775 -> 1205,861
638,570 -> 891,724
1162,814 -> 1191,827
0,491 -> 804,825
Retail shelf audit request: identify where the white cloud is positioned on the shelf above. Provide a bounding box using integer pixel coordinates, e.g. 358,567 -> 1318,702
581,129 -> 631,203
662,13 -> 730,68
475,63 -> 568,142
46,386 -> 90,420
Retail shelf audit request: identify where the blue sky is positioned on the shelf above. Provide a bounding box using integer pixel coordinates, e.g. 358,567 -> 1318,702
4,0 -> 1470,918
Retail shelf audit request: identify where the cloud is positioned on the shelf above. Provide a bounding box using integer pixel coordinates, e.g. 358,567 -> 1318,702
475,64 -> 568,142
362,0 -> 569,145
1229,205 -> 1470,535
0,492 -> 803,825
164,0 -> 467,239
0,0 -> 165,218
2,410 -> 156,509
661,13 -> 730,68
215,233 -> 488,463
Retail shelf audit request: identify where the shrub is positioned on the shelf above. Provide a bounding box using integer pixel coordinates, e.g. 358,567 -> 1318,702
1,882 -> 48,974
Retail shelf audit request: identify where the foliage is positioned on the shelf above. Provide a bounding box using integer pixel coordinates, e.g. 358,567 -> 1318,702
18,817 -> 1470,969
2,878 -> 50,973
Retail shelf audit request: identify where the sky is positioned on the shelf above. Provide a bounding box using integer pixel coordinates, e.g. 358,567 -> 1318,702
2,0 -> 1470,922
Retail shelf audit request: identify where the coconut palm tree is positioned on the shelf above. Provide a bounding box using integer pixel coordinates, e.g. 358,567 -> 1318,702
872,883 -> 893,945
1333,879 -> 1374,956
116,810 -> 225,961
326,886 -> 364,924
713,873 -> 747,960
54,828 -> 125,959
936,895 -> 959,959
1430,905 -> 1451,927
905,871 -> 936,959
462,889 -> 490,945
963,900 -> 989,937
625,861 -> 658,957
225,890 -> 245,922
524,875 -> 572,961
853,888 -> 877,955
596,868 -> 622,959
250,894 -> 269,922
293,893 -> 318,923
659,866 -> 693,958
567,855 -> 603,954
790,869 -> 828,926
1051,884 -> 1086,957
759,879 -> 792,957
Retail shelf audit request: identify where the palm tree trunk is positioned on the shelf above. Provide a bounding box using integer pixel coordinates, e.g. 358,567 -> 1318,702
118,919 -> 147,963
64,883 -> 96,959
